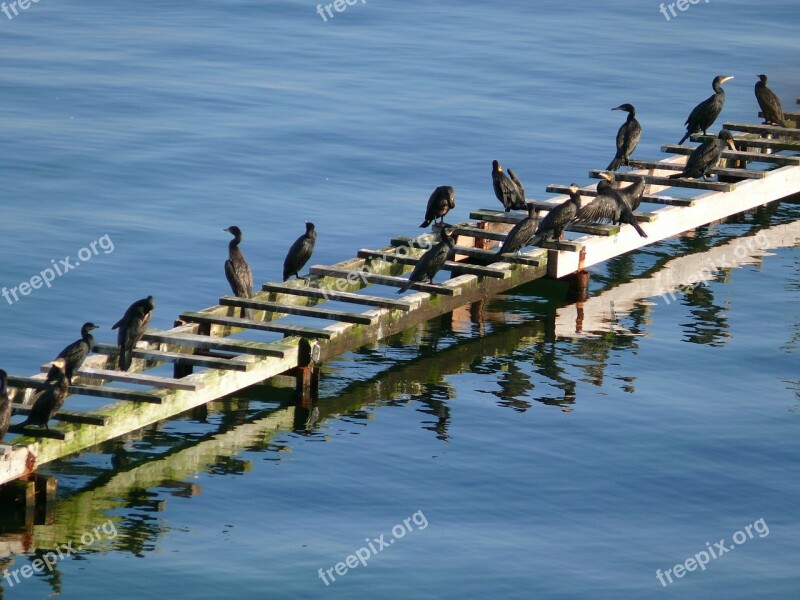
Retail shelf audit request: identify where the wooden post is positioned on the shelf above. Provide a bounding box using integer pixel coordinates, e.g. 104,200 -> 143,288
295,339 -> 320,406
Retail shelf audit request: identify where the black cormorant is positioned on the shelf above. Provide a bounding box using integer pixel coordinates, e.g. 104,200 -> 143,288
755,74 -> 785,127
420,186 -> 456,228
56,322 -> 98,383
576,175 -> 648,238
597,172 -> 647,211
112,296 -> 155,371
494,203 -> 538,259
507,169 -> 526,200
492,160 -> 526,212
607,104 -> 642,170
283,222 -> 316,281
670,130 -> 736,180
679,75 -> 734,144
0,370 -> 10,444
20,359 -> 69,431
529,185 -> 582,245
397,228 -> 455,293
224,226 -> 254,319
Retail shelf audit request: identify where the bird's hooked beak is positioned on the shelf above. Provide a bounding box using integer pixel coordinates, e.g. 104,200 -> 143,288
50,358 -> 67,371
726,137 -> 737,151
721,75 -> 734,84
88,324 -> 99,331
598,172 -> 613,182
611,105 -> 624,111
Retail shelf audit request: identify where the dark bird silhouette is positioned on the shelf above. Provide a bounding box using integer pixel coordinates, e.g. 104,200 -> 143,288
494,203 -> 538,259
679,75 -> 733,144
597,172 -> 647,211
112,296 -> 155,371
755,74 -> 785,127
224,226 -> 254,319
670,130 -> 736,180
529,184 -> 582,246
607,104 -> 642,170
283,222 -> 317,281
492,160 -> 526,212
397,228 -> 455,293
576,174 -> 648,238
507,169 -> 526,201
56,322 -> 98,383
20,359 -> 69,431
420,186 -> 456,228
0,370 -> 10,444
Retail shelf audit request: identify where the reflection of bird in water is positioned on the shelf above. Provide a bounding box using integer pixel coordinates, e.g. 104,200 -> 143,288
494,362 -> 533,412
283,222 -> 317,281
112,296 -> 155,371
420,186 -> 456,228
670,130 -> 736,181
755,74 -> 785,127
0,370 -> 11,444
607,103 -> 641,170
20,359 -> 69,431
679,75 -> 733,144
57,322 -> 99,383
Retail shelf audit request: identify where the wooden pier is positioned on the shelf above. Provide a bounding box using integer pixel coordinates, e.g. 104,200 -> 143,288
2,117 -> 800,488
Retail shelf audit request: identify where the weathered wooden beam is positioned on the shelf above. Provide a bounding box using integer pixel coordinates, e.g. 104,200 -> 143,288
626,159 -> 767,179
309,266 -> 460,296
5,376 -> 164,404
6,425 -> 68,440
356,249 -> 510,279
590,169 -> 734,192
691,134 -> 800,152
220,296 -> 377,325
546,185 -> 695,207
662,144 -> 800,166
142,331 -> 288,358
76,368 -> 204,392
261,283 -> 413,312
91,343 -> 251,372
11,404 -> 107,426
722,122 -> 800,140
180,312 -> 335,339
450,245 -> 542,267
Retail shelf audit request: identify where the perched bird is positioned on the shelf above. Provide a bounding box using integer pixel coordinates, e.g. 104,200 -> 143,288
420,186 -> 456,228
507,169 -> 526,200
576,175 -> 648,239
607,104 -> 642,170
492,160 -> 526,212
397,228 -> 455,293
597,172 -> 647,212
20,359 -> 69,431
56,322 -> 98,383
224,226 -> 254,319
529,185 -> 582,245
679,75 -> 734,144
0,370 -> 10,444
112,296 -> 155,371
670,130 -> 736,180
755,74 -> 785,127
283,222 -> 317,281
494,203 -> 538,259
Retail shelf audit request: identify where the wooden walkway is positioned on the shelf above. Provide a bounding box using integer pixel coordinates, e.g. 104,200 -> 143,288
2,117 -> 800,487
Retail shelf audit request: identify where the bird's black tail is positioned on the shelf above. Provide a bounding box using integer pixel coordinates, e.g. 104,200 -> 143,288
631,221 -> 648,238
528,235 -> 542,247
119,349 -> 132,372
607,155 -> 623,171
668,172 -> 683,179
678,131 -> 690,145
420,219 -> 431,228
396,280 -> 412,294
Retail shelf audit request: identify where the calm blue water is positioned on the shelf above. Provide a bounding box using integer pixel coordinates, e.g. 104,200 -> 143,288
1,0 -> 799,598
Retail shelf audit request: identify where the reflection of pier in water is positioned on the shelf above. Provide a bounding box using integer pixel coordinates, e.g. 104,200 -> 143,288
0,215 -> 797,580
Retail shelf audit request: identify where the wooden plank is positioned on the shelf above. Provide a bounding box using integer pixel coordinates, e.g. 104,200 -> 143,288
589,169 -> 734,192
76,368 -> 204,392
181,312 -> 335,339
219,296 -> 377,325
5,376 -> 163,404
663,144 -> 800,166
451,245 -> 543,267
537,239 -> 582,252
627,159 -> 767,179
723,122 -> 800,140
469,208 -> 638,230
91,343 -> 252,372
309,265 -> 459,296
261,283 -> 413,312
11,404 -> 107,426
546,184 -> 695,207
356,249 -> 510,279
142,331 -> 288,358
7,425 -> 67,440
691,133 -> 800,152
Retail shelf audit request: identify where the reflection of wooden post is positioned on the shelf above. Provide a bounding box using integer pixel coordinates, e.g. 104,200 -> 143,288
567,270 -> 590,303
0,479 -> 36,530
33,475 -> 57,526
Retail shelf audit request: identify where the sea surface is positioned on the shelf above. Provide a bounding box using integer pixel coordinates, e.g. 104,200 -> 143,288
0,0 -> 798,598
